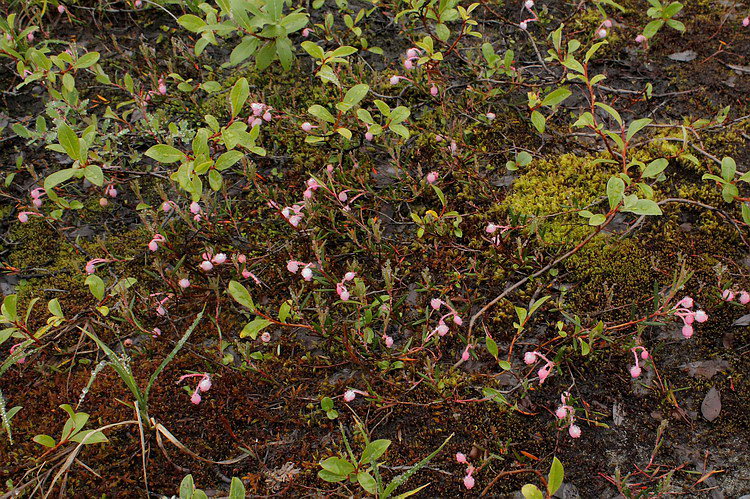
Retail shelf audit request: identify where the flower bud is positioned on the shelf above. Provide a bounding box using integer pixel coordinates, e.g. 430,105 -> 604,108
198,376 -> 212,392
568,424 -> 581,438
343,390 -> 356,402
179,278 -> 190,288
190,392 -> 202,404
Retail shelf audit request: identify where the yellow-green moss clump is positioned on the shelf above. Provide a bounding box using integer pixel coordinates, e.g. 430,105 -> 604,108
502,153 -> 614,245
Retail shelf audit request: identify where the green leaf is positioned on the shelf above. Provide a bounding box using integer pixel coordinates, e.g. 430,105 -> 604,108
389,106 -> 410,124
626,118 -> 652,142
594,102 -> 622,126
85,275 -> 105,301
2,295 -> 18,322
215,150 -> 245,171
47,298 -> 63,318
317,469 -> 347,482
320,457 -> 355,476
145,144 -> 185,164
435,23 -> 450,41
179,475 -> 195,498
276,37 -> 294,71
606,176 -> 625,209
178,14 -> 206,32
642,158 -> 668,178
308,104 -> 335,123
230,77 -> 249,117
240,318 -> 272,339
228,477 -> 246,499
588,214 -> 606,226
522,483 -> 544,499
547,457 -> 564,495
622,198 -> 662,216
208,169 -> 223,191
541,87 -> 572,107
301,41 -> 324,59
84,165 -> 104,186
71,429 -> 109,444
357,472 -> 377,494
57,123 -> 81,161
33,434 -> 56,447
74,52 -> 100,69
486,335 -> 498,358
531,110 -> 546,133
361,439 -> 391,464
721,157 -> 736,182
43,168 -> 76,196
228,280 -> 255,311
643,19 -> 664,38
230,37 -> 259,65
342,84 -> 369,107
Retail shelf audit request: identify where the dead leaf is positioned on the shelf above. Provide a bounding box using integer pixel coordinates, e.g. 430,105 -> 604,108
669,50 -> 697,62
732,314 -> 750,326
681,359 -> 729,379
701,387 -> 721,422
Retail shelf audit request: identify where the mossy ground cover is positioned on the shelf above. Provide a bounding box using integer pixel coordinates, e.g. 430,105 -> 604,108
1,0 -> 749,497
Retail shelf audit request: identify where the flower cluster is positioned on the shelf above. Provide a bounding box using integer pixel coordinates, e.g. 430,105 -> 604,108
519,0 -> 539,30
335,272 -> 356,301
30,187 -> 45,208
177,373 -> 212,405
555,392 -> 581,439
287,260 -> 316,281
671,296 -> 707,339
199,251 -> 227,272
150,292 -> 173,316
524,350 -> 555,384
428,298 -> 463,338
148,234 -> 166,252
402,47 -> 422,70
247,102 -> 274,127
629,345 -> 649,378
721,289 -> 750,305
596,19 -> 612,39
455,452 -> 475,489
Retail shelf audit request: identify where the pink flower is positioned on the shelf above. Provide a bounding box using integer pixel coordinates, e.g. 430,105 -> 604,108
453,315 -> 463,326
486,112 -> 496,121
301,267 -> 313,281
179,278 -> 190,288
344,272 -> 356,281
430,298 -> 442,310
27,32 -> 34,42
287,260 -> 300,273
555,406 -> 568,419
212,253 -> 227,265
198,376 -> 212,392
58,4 -> 66,13
524,0 -> 534,8
603,19 -> 612,28
106,185 -> 118,198
743,17 -> 749,27
426,171 -> 438,184
238,254 -> 247,263
190,201 -> 201,214
524,351 -> 537,365
630,365 -> 642,378
456,452 -> 467,464
384,335 -> 393,348
149,234 -> 166,252
568,424 -> 581,438
403,59 -> 413,70
302,28 -> 311,37
200,260 -> 213,271
537,365 -> 551,383
242,270 -> 251,278
519,21 -> 528,30
430,85 -> 438,96
161,201 -> 173,212
260,331 -> 271,342
436,322 -> 449,336
390,75 -> 402,85
365,131 -> 374,141
190,392 -> 202,404
135,0 -> 142,7
158,78 -> 167,95
722,289 -> 734,301
99,198 -> 109,207
463,475 -> 475,490
740,291 -> 750,304
406,48 -> 419,59
679,296 -> 694,308
461,345 -> 471,361
694,310 -> 708,323
301,122 -> 313,132
681,324 -> 694,338
635,34 -> 647,43
343,390 -> 356,402
597,28 -> 607,38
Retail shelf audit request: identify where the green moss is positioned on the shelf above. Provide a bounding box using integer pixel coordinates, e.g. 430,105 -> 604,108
502,153 -> 614,244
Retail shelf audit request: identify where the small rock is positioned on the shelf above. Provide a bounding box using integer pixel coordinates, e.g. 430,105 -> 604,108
701,387 -> 721,422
